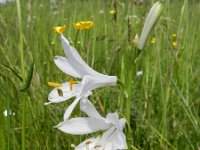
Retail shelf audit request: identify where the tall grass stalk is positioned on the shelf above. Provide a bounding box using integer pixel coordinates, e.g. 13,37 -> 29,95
16,0 -> 26,149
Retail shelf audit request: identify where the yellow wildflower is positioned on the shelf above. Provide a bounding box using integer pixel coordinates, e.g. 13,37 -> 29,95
51,41 -> 55,45
109,10 -> 116,15
53,25 -> 66,34
151,37 -> 156,44
172,42 -> 177,48
73,21 -> 94,30
172,34 -> 177,38
119,2 -> 125,8
77,41 -> 81,45
83,21 -> 94,29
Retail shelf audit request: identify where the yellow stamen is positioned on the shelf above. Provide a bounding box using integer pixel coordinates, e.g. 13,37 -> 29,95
69,80 -> 78,91
53,25 -> 66,34
48,82 -> 61,88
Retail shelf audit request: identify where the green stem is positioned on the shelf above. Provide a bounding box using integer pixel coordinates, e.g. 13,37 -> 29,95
16,0 -> 26,149
74,30 -> 80,47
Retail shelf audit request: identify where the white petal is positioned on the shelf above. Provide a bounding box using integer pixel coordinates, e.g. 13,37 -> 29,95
47,88 -> 76,104
119,118 -> 127,129
54,56 -> 82,78
75,137 -> 100,150
99,128 -> 127,150
61,34 -> 109,78
80,97 -> 105,120
98,126 -> 116,145
47,82 -> 81,104
56,117 -> 111,135
63,97 -> 81,121
112,130 -> 128,149
81,75 -> 117,95
104,143 -> 113,150
138,2 -> 163,49
106,112 -> 120,127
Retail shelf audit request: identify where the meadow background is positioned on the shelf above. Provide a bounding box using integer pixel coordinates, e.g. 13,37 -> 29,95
0,0 -> 200,149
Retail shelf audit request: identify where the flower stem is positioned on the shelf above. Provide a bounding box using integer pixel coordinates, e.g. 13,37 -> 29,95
74,30 -> 80,47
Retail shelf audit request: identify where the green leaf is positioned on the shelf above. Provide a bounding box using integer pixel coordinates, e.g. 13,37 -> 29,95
20,61 -> 35,92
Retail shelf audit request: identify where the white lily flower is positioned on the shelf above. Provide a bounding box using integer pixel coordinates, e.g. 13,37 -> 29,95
137,1 -> 163,49
54,34 -> 115,79
46,34 -> 117,120
56,99 -> 127,149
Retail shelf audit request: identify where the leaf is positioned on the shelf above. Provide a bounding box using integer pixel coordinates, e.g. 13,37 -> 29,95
20,60 -> 34,92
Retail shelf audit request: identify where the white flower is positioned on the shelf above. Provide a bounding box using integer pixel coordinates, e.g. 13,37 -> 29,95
56,99 -> 127,150
138,1 -> 163,49
54,34 -> 115,79
46,34 -> 117,120
3,109 -> 15,117
136,70 -> 143,76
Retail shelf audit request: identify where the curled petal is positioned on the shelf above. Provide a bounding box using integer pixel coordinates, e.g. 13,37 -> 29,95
54,56 -> 81,78
61,34 -> 108,78
56,117 -> 111,135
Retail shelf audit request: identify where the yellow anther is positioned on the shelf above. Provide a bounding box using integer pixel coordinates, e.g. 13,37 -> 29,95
69,80 -> 78,91
48,82 -> 61,88
53,25 -> 66,34
86,141 -> 92,145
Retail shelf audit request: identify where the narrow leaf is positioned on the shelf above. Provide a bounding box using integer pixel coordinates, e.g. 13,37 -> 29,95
20,61 -> 34,92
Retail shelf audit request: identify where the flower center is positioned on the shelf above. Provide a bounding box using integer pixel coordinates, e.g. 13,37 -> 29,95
69,80 -> 78,91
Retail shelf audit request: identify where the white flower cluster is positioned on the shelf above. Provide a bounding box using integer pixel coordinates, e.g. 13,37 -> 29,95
46,34 -> 127,150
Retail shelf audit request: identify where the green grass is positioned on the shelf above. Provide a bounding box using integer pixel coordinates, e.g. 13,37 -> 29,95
0,0 -> 200,149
